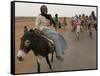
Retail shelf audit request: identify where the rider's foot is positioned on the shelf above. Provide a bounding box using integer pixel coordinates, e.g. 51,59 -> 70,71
56,54 -> 64,61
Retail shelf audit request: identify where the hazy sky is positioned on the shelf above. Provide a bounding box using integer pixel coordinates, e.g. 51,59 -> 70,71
15,2 -> 97,17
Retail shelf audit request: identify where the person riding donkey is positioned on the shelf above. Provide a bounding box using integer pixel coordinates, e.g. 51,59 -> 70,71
34,5 -> 67,61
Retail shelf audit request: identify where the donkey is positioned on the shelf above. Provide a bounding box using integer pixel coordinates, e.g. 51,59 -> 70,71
17,27 -> 55,73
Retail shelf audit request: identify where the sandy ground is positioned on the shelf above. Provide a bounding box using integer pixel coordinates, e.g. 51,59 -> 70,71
15,19 -> 36,74
15,17 -> 71,74
15,17 -> 96,74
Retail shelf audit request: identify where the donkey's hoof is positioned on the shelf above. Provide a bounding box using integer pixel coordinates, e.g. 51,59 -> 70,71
49,69 -> 53,72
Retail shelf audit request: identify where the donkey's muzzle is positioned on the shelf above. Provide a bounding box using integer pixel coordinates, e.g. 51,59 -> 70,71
17,56 -> 24,61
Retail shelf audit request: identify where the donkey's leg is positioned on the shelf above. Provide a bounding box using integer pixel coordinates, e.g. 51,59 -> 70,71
51,45 -> 55,62
51,51 -> 54,62
45,55 -> 52,70
36,56 -> 41,73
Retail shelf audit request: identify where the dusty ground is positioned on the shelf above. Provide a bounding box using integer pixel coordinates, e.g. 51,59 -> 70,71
15,18 -> 36,74
15,17 -> 96,74
15,17 -> 71,74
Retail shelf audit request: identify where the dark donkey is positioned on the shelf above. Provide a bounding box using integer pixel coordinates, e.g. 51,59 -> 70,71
17,26 -> 55,73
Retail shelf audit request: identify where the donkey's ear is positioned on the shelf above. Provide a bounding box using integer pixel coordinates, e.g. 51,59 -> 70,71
24,26 -> 28,33
19,35 -> 23,40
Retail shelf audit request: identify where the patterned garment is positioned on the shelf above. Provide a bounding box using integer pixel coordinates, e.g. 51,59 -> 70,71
42,28 -> 67,54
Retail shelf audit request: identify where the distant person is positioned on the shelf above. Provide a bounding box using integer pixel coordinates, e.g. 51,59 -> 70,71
71,17 -> 75,32
76,17 -> 81,40
87,11 -> 97,38
78,14 -> 83,31
63,17 -> 67,30
54,14 -> 59,30
81,14 -> 86,29
85,15 -> 89,30
89,11 -> 97,31
71,15 -> 78,32
74,14 -> 78,20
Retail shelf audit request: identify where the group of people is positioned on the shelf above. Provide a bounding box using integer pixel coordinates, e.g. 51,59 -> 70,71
71,11 -> 97,39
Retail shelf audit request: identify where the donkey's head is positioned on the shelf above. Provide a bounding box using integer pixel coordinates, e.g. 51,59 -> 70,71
17,26 -> 35,61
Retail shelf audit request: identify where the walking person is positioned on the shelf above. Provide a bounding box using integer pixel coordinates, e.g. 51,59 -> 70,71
54,14 -> 59,31
71,15 -> 78,32
89,11 -> 97,31
76,17 -> 81,40
63,17 -> 67,31
88,11 -> 97,38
